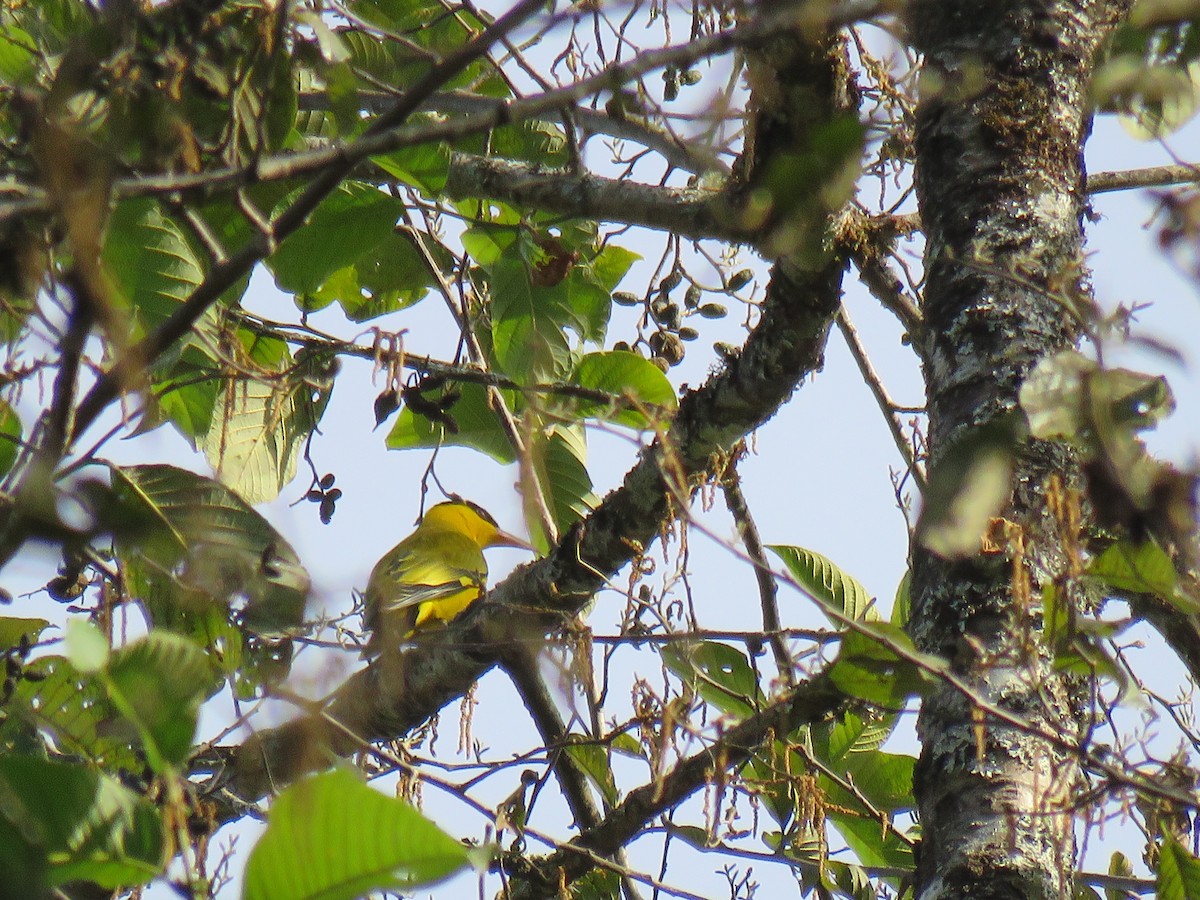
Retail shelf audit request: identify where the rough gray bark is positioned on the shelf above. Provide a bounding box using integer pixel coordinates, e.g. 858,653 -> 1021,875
908,1 -> 1131,897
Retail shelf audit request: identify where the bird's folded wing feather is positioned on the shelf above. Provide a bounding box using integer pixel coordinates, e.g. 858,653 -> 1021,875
378,569 -> 484,613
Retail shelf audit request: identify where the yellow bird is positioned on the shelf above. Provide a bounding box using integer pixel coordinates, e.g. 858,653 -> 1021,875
362,498 -> 530,657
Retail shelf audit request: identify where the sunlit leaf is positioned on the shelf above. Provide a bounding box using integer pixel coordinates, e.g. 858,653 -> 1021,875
770,545 -> 876,624
203,337 -> 333,504
564,351 -> 677,429
1157,835 -> 1200,900
661,641 -> 763,719
244,768 -> 480,900
829,625 -> 934,709
267,181 -> 403,298
563,735 -> 619,806
526,425 -> 597,552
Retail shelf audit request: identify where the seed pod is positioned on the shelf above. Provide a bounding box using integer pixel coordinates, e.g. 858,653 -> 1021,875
659,268 -> 683,292
649,331 -> 685,365
319,495 -> 336,525
684,285 -> 701,309
698,303 -> 727,319
319,473 -> 336,490
678,326 -> 700,341
726,269 -> 753,291
680,69 -> 702,86
613,291 -> 640,307
613,341 -> 632,352
373,388 -> 401,427
650,356 -> 670,373
652,301 -> 681,328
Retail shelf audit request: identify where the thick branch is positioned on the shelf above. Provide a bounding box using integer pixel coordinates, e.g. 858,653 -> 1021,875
445,154 -> 746,243
228,247 -> 847,800
500,671 -> 847,899
908,1 -> 1133,897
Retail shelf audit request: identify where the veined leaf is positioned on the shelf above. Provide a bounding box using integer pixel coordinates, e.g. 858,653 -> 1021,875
661,641 -> 763,719
102,198 -> 210,338
244,768 -> 481,900
769,545 -> 876,624
105,632 -> 210,771
267,181 -> 403,298
0,615 -> 48,651
110,464 -> 310,638
565,351 -> 677,429
0,656 -> 136,770
1157,836 -> 1200,900
203,342 -> 332,504
829,625 -> 934,709
525,425 -> 597,552
490,250 -> 576,382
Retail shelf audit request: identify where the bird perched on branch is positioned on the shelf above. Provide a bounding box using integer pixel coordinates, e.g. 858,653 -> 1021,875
361,497 -> 531,657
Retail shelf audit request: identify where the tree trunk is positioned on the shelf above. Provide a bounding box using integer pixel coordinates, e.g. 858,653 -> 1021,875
908,1 -> 1130,897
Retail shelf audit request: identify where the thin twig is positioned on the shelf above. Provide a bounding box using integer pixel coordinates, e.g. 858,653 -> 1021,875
720,463 -> 794,684
835,305 -> 926,491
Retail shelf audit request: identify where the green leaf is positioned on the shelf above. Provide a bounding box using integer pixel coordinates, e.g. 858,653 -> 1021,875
308,230 -> 435,322
527,426 -> 598,552
105,632 -> 209,771
0,755 -> 165,892
661,641 -> 763,719
110,464 -> 310,639
0,656 -> 135,769
267,181 -> 403,297
827,750 -> 915,812
1157,836 -> 1200,900
891,569 -> 911,627
811,711 -> 896,765
1088,539 -> 1180,601
489,251 -> 576,382
610,732 -> 645,760
244,769 -> 479,900
66,619 -> 109,674
827,810 -> 915,870
203,339 -> 332,504
373,143 -> 449,194
386,382 -> 517,464
564,351 -> 677,429
563,735 -> 619,806
0,24 -> 37,86
0,616 -> 45,652
570,869 -> 622,900
102,198 -> 210,338
769,545 -> 876,624
829,625 -> 933,709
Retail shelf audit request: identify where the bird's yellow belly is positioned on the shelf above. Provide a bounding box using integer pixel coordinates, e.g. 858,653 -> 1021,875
413,585 -> 482,631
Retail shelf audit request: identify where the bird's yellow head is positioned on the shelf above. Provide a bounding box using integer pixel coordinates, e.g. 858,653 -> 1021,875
421,498 -> 530,550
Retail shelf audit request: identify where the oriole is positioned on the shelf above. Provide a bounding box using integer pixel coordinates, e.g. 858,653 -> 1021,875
362,498 -> 530,656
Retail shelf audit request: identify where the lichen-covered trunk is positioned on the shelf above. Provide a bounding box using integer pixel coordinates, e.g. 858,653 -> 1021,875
908,1 -> 1129,897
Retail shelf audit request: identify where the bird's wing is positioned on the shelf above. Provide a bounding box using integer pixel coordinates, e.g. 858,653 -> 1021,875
377,572 -> 483,613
